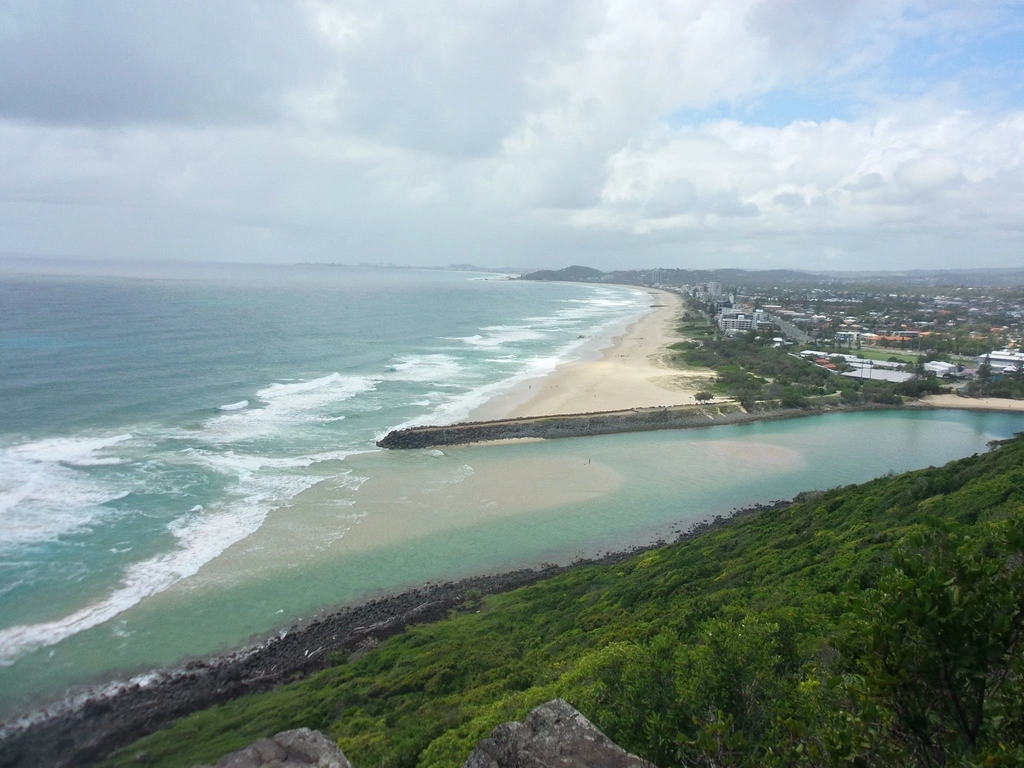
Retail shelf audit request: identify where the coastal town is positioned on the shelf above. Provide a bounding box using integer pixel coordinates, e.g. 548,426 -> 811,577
674,276 -> 1024,400
523,265 -> 1024,404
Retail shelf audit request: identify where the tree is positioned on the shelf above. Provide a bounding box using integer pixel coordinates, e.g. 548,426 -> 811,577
854,517 -> 1024,765
695,391 -> 715,404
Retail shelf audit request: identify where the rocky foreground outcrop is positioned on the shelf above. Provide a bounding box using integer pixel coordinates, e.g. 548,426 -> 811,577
194,729 -> 351,768
464,699 -> 654,768
200,700 -> 653,768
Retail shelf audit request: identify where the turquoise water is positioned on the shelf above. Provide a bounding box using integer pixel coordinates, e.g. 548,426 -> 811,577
0,264 -> 648,714
1,262 -> 1023,719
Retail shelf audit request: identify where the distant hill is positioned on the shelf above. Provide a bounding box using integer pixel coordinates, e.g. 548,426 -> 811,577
606,268 -> 818,287
522,266 -> 1024,289
817,268 -> 1024,288
520,265 -> 605,282
522,266 -> 823,287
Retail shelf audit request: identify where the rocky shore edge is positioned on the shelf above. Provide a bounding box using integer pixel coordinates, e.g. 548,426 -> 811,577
0,501 -> 791,768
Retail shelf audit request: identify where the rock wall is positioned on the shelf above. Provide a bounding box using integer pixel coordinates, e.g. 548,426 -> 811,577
377,403 -> 752,449
377,401 -> 897,450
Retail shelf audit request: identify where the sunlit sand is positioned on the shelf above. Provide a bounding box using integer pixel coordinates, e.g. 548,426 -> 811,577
913,394 -> 1024,413
471,289 -> 714,421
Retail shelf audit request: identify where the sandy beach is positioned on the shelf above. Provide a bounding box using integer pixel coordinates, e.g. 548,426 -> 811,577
913,394 -> 1024,413
471,289 -> 712,421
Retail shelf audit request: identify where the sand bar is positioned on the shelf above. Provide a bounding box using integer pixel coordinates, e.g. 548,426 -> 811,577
912,394 -> 1024,413
471,288 -> 713,421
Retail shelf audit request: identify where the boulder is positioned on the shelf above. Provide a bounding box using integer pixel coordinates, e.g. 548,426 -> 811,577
193,728 -> 351,768
463,699 -> 654,768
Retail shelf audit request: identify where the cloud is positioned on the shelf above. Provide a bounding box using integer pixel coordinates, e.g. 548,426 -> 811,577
0,1 -> 331,126
1,1 -> 1023,270
580,109 -> 1024,238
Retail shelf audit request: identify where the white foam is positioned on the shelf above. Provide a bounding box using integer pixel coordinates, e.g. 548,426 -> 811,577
385,338 -> 591,433
0,447 -> 368,666
218,400 -> 249,411
5,434 -> 132,465
386,354 -> 463,384
0,434 -> 137,547
453,326 -> 546,349
200,373 -> 378,444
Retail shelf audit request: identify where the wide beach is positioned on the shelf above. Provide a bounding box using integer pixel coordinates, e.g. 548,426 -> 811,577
470,288 -> 711,421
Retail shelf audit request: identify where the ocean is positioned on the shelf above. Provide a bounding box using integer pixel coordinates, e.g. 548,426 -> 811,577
0,263 -> 648,713
2,261 -> 1024,720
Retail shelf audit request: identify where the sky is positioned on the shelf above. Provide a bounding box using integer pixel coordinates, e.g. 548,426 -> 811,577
1,1 -> 1023,272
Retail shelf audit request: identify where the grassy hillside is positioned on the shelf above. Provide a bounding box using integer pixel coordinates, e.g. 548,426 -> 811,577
108,436 -> 1024,768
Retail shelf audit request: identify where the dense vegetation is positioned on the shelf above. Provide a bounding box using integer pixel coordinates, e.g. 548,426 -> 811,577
519,265 -> 604,282
107,436 -> 1024,768
672,332 -> 943,409
966,364 -> 1024,400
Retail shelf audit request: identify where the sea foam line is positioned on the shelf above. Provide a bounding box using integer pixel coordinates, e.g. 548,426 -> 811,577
0,434 -> 138,547
384,292 -> 649,434
0,450 -> 367,666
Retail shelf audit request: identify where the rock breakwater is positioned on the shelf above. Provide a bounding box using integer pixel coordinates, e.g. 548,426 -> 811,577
378,403 -> 755,449
377,401 -> 901,449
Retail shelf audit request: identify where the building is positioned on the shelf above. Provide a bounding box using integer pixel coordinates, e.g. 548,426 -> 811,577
842,369 -> 915,383
978,348 -> 1024,371
718,313 -> 754,332
717,308 -> 773,333
923,361 -> 958,376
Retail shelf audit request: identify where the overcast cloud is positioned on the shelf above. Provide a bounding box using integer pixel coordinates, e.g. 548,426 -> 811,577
1,0 -> 1023,270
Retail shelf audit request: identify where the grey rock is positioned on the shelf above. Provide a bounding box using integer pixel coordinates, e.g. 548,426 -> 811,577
251,738 -> 288,762
199,728 -> 351,768
274,729 -> 351,767
463,699 -> 655,768
216,746 -> 262,768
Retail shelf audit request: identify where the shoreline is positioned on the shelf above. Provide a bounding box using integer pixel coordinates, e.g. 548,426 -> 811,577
0,500 -> 789,768
468,288 -> 711,422
909,393 -> 1024,413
